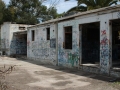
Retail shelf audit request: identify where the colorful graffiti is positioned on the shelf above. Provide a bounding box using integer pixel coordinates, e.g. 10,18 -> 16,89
58,24 -> 79,67
68,53 -> 78,67
100,30 -> 111,74
10,37 -> 27,55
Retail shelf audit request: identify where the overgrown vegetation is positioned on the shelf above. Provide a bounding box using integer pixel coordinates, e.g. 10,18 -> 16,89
0,0 -> 59,25
0,65 -> 15,90
65,0 -> 120,14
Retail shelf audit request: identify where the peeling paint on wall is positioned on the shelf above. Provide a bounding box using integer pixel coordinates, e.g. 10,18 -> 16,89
58,21 -> 79,67
10,36 -> 27,55
27,24 -> 57,65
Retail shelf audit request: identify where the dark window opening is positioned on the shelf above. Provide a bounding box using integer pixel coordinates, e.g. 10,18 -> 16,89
47,28 -> 50,40
112,19 -> 120,70
81,22 -> 100,66
31,30 -> 35,41
19,27 -> 25,30
2,51 -> 5,55
64,26 -> 72,49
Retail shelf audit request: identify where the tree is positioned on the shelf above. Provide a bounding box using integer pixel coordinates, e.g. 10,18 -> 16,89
41,7 -> 58,22
7,0 -> 47,24
66,0 -> 119,13
40,0 -> 60,21
3,6 -> 16,22
5,0 -> 59,24
78,0 -> 118,10
0,0 -> 5,24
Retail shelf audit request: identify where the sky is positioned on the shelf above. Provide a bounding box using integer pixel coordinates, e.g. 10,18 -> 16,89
3,0 -> 77,14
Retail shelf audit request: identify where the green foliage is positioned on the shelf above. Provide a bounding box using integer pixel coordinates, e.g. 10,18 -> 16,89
77,0 -> 118,10
41,7 -> 58,22
67,5 -> 87,13
3,6 -> 16,22
66,0 -> 119,13
0,0 -> 5,24
8,0 -> 45,24
2,0 -> 59,24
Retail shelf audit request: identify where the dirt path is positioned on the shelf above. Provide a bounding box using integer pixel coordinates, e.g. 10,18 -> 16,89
0,56 -> 120,90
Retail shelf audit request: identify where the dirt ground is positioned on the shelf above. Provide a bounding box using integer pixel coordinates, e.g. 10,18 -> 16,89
0,56 -> 120,90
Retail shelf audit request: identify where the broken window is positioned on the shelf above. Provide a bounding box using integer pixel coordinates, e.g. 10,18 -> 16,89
19,27 -> 25,30
46,28 -> 50,40
64,26 -> 72,49
31,30 -> 35,41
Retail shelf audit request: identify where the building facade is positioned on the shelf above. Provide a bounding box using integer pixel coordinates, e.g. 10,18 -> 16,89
27,5 -> 120,77
27,21 -> 58,65
1,5 -> 120,77
1,22 -> 30,56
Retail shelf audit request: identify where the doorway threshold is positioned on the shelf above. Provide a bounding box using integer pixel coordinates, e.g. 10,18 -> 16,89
81,64 -> 99,68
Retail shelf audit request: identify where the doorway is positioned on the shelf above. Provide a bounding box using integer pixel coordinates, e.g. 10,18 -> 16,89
80,22 -> 100,67
112,19 -> 120,70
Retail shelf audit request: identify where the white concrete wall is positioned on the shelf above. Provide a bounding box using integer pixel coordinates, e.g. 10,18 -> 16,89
1,22 -> 11,55
58,20 -> 79,68
27,23 -> 57,65
1,22 -> 29,55
58,10 -> 120,74
9,24 -> 28,55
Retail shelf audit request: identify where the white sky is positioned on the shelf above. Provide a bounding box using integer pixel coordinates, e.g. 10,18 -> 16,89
3,0 -> 77,14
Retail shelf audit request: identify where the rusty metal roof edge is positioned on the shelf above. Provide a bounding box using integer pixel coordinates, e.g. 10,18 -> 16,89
28,5 -> 120,28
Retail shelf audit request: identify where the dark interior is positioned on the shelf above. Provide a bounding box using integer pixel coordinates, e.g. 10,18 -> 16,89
64,26 -> 72,49
82,22 -> 100,64
112,19 -> 120,68
11,33 -> 27,55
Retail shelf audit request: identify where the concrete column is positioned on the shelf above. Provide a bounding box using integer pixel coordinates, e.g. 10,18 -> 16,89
79,25 -> 82,65
100,19 -> 112,75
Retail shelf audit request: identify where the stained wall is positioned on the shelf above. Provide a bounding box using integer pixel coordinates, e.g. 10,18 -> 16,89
58,20 -> 79,67
57,10 -> 120,75
27,23 -> 57,65
1,22 -> 10,55
10,34 -> 27,55
1,22 -> 29,56
76,10 -> 120,75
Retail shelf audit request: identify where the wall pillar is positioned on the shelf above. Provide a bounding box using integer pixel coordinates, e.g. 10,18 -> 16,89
79,25 -> 82,65
100,19 -> 112,75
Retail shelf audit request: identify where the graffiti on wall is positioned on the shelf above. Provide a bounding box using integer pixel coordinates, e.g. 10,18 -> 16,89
68,53 -> 78,67
58,24 -> 79,67
50,38 -> 56,48
100,30 -> 111,73
1,39 -> 9,49
117,11 -> 120,18
10,37 -> 27,55
31,40 -> 56,60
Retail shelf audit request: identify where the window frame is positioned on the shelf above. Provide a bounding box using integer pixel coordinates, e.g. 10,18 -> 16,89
64,26 -> 72,49
46,27 -> 50,40
31,30 -> 35,41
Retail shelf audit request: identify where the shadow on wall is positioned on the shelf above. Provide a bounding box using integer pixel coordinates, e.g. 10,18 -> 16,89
10,33 -> 27,56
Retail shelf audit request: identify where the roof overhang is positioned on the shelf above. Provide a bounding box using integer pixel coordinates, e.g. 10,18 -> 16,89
13,31 -> 27,35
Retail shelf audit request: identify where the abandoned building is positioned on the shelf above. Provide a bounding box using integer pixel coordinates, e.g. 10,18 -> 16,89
1,5 -> 120,77
27,21 -> 58,65
27,5 -> 120,77
1,22 -> 31,56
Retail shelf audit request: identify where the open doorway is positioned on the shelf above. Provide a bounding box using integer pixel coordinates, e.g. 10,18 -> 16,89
112,19 -> 120,70
81,22 -> 100,67
11,32 -> 27,56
